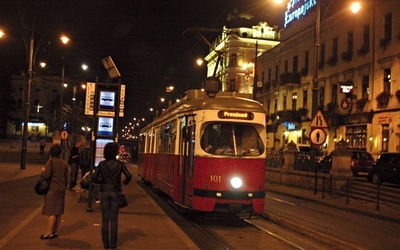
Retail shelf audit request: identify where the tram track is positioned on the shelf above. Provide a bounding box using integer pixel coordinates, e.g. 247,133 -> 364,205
190,213 -> 321,250
243,218 -> 306,250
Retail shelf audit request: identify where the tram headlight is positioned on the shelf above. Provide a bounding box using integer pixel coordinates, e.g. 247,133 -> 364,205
230,177 -> 242,189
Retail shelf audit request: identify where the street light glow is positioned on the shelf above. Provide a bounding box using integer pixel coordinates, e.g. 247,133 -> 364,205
60,35 -> 70,44
350,1 -> 361,14
0,30 -> 4,38
196,58 -> 203,66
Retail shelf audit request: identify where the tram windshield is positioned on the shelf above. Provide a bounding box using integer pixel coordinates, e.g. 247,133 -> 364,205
201,124 -> 264,156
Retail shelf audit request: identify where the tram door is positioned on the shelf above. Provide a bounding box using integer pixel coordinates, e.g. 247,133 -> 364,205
177,115 -> 195,207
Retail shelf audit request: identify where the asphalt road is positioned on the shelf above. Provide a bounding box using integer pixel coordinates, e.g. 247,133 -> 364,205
265,191 -> 400,250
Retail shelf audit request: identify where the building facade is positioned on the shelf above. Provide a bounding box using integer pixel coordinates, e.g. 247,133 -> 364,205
205,22 -> 280,94
255,0 -> 400,157
7,75 -> 70,140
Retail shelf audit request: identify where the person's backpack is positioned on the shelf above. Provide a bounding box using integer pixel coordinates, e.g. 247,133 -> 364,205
79,149 -> 91,169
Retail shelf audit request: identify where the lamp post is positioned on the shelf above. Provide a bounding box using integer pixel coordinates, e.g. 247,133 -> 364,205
20,29 -> 35,170
311,0 -> 321,118
59,36 -> 70,132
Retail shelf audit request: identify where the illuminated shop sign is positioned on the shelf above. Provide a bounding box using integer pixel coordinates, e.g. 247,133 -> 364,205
284,122 -> 297,131
284,0 -> 317,28
218,111 -> 254,120
340,83 -> 354,94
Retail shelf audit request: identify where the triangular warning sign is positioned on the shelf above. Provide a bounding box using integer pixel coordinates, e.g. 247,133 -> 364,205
310,110 -> 328,128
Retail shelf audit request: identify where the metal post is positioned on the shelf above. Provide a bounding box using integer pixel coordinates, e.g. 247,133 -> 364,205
59,56 -> 65,131
21,29 -> 35,170
312,0 -> 321,118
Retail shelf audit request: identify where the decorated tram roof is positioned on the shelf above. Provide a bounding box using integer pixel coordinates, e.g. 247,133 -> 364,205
142,89 -> 266,130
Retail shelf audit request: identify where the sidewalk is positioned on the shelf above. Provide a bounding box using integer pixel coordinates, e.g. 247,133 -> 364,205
0,162 -> 198,250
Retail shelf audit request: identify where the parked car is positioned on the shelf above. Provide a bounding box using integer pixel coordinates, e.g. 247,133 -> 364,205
368,153 -> 400,185
318,150 -> 374,176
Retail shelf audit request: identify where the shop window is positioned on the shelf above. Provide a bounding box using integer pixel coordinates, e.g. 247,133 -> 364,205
346,125 -> 367,149
382,125 -> 390,152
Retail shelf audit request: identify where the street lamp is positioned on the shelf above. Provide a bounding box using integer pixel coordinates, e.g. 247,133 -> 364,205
20,29 -> 35,169
312,1 -> 360,118
59,36 -> 70,132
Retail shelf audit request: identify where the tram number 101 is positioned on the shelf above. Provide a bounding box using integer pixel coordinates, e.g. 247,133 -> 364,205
210,175 -> 222,182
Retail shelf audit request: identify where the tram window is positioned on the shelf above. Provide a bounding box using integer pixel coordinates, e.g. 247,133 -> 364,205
157,120 -> 177,154
201,124 -> 264,156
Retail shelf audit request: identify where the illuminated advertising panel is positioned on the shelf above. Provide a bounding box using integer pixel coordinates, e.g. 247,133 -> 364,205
284,0 -> 318,28
99,90 -> 116,111
97,116 -> 114,137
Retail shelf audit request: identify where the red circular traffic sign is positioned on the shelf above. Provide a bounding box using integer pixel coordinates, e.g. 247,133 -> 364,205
60,130 -> 69,140
309,128 -> 326,146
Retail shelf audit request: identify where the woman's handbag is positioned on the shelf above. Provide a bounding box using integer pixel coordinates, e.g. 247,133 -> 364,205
34,160 -> 52,195
34,177 -> 51,195
119,193 -> 128,208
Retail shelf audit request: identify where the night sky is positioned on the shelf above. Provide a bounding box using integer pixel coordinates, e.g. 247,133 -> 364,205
0,0 -> 285,125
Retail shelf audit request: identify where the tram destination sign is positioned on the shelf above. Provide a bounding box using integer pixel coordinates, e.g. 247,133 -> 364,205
218,111 -> 254,120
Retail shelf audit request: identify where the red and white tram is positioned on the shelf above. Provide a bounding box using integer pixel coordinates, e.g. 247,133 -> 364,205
138,82 -> 267,214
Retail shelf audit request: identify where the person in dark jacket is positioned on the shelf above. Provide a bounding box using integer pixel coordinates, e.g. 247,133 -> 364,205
40,144 -> 69,239
68,144 -> 80,190
93,142 -> 132,249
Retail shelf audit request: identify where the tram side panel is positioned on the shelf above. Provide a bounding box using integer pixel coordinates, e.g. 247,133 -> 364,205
154,153 -> 176,197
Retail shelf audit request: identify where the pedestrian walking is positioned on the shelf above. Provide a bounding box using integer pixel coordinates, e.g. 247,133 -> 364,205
68,144 -> 80,191
39,137 -> 47,154
93,142 -> 132,249
79,143 -> 91,189
40,144 -> 69,239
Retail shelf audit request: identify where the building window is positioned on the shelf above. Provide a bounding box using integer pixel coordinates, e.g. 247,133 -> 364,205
261,71 -> 265,86
304,50 -> 309,71
274,98 -> 278,113
320,44 -> 325,68
284,60 -> 288,74
283,95 -> 287,110
274,65 -> 278,81
229,79 -> 236,91
332,37 -> 338,60
346,125 -> 367,149
229,53 -> 237,67
293,55 -> 298,73
267,100 -> 270,114
268,68 -> 271,82
347,31 -> 353,54
362,75 -> 370,99
292,93 -> 297,110
319,86 -> 325,108
332,84 -> 337,103
303,90 -> 308,108
384,68 -> 391,92
384,13 -> 392,41
362,24 -> 370,50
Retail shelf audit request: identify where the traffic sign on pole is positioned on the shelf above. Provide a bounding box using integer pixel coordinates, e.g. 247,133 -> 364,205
310,110 -> 328,128
309,128 -> 326,146
60,130 -> 69,140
